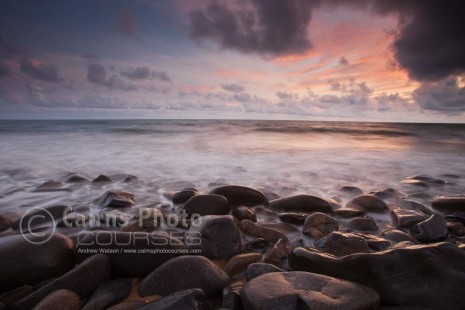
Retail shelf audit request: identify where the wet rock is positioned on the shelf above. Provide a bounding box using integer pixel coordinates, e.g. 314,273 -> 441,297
0,285 -> 33,306
232,206 -> 257,222
122,175 -> 138,183
268,195 -> 333,213
82,279 -> 131,310
172,188 -> 199,204
92,175 -> 112,185
15,254 -> 110,310
391,241 -> 416,249
245,263 -> 284,281
302,212 -> 339,240
410,214 -> 448,243
182,194 -> 229,217
390,209 -> 428,228
263,239 -> 289,266
97,190 -> 135,209
353,233 -> 390,251
407,175 -> 446,185
243,238 -> 269,254
34,180 -> 70,192
58,212 -> 89,228
98,209 -> 131,227
241,271 -> 380,310
347,195 -> 389,213
222,282 -> 243,310
278,212 -> 308,225
238,220 -> 288,244
347,216 -> 379,232
65,173 -> 90,183
209,185 -> 267,206
224,253 -> 263,280
188,215 -> 241,260
139,256 -> 230,298
400,199 -> 433,215
0,233 -> 75,293
448,221 -> 465,236
139,288 -> 205,310
314,232 -> 370,257
121,208 -> 163,232
432,195 -> 465,215
332,208 -> 366,218
32,289 -> 81,310
339,186 -> 364,198
12,205 -> 72,230
289,242 -> 465,309
401,179 -> 429,188
381,229 -> 416,243
76,231 -> 186,277
0,216 -> 11,232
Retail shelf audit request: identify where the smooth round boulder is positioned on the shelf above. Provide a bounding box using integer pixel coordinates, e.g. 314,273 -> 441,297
381,229 -> 416,243
209,185 -> 267,206
97,190 -> 135,209
139,255 -> 230,298
278,212 -> 308,225
302,212 -> 339,240
410,214 -> 448,243
314,232 -> 370,257
32,289 -> 81,310
92,175 -> 112,185
0,215 -> 12,232
65,173 -> 90,183
76,231 -> 186,277
232,206 -> 257,222
0,233 -> 75,293
15,254 -> 110,310
333,208 -> 366,218
390,209 -> 428,228
224,253 -> 263,279
347,195 -> 389,213
81,279 -> 131,310
241,271 -> 380,310
245,263 -> 284,281
172,188 -> 199,204
268,195 -> 333,213
138,289 -> 205,310
182,194 -> 229,217
12,205 -> 72,231
432,195 -> 465,215
347,216 -> 379,232
188,215 -> 241,259
239,220 -> 288,244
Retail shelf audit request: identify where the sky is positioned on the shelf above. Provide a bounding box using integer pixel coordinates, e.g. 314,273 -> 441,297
0,0 -> 464,122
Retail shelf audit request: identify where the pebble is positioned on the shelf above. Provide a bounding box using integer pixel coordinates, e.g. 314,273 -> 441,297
390,209 -> 428,228
81,279 -> 131,310
347,195 -> 390,213
188,215 -> 241,259
302,212 -> 339,240
410,214 -> 448,243
278,212 -> 308,225
224,253 -> 263,280
346,216 -> 379,232
245,263 -> 284,281
231,206 -> 257,222
314,232 -> 370,257
172,188 -> 199,204
97,190 -> 135,209
209,185 -> 267,206
432,195 -> 465,215
238,220 -> 288,244
268,195 -> 333,213
138,288 -> 205,310
182,194 -> 229,217
65,173 -> 90,183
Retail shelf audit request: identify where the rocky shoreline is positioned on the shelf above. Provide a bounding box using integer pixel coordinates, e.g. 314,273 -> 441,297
1,171 -> 465,309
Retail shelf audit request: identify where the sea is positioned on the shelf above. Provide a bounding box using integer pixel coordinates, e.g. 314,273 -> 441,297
0,119 -> 464,211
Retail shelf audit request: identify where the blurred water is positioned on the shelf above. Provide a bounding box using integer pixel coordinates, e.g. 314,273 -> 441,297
0,119 -> 464,200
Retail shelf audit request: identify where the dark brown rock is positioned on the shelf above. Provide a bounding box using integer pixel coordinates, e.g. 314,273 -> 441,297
241,271 -> 380,310
138,289 -> 205,310
347,195 -> 389,213
238,219 -> 288,244
302,212 -> 338,239
172,188 -> 199,204
268,195 -> 333,213
97,190 -> 135,209
182,194 -> 229,217
139,256 -> 230,298
432,195 -> 465,215
278,212 -> 308,225
410,214 -> 448,243
209,185 -> 267,206
390,209 -> 428,228
32,289 -> 81,310
92,175 -> 112,184
314,232 -> 370,257
0,233 -> 75,293
347,216 -> 379,232
82,279 -> 131,310
232,206 -> 257,222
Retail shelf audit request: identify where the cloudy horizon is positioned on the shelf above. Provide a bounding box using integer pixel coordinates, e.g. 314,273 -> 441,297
1,0 -> 464,122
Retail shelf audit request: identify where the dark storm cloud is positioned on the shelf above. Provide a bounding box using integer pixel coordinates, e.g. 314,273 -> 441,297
20,57 -> 63,83
221,83 -> 244,93
121,66 -> 171,82
413,77 -> 465,115
188,0 -> 465,82
188,0 -> 315,56
87,64 -> 136,91
117,6 -> 136,35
